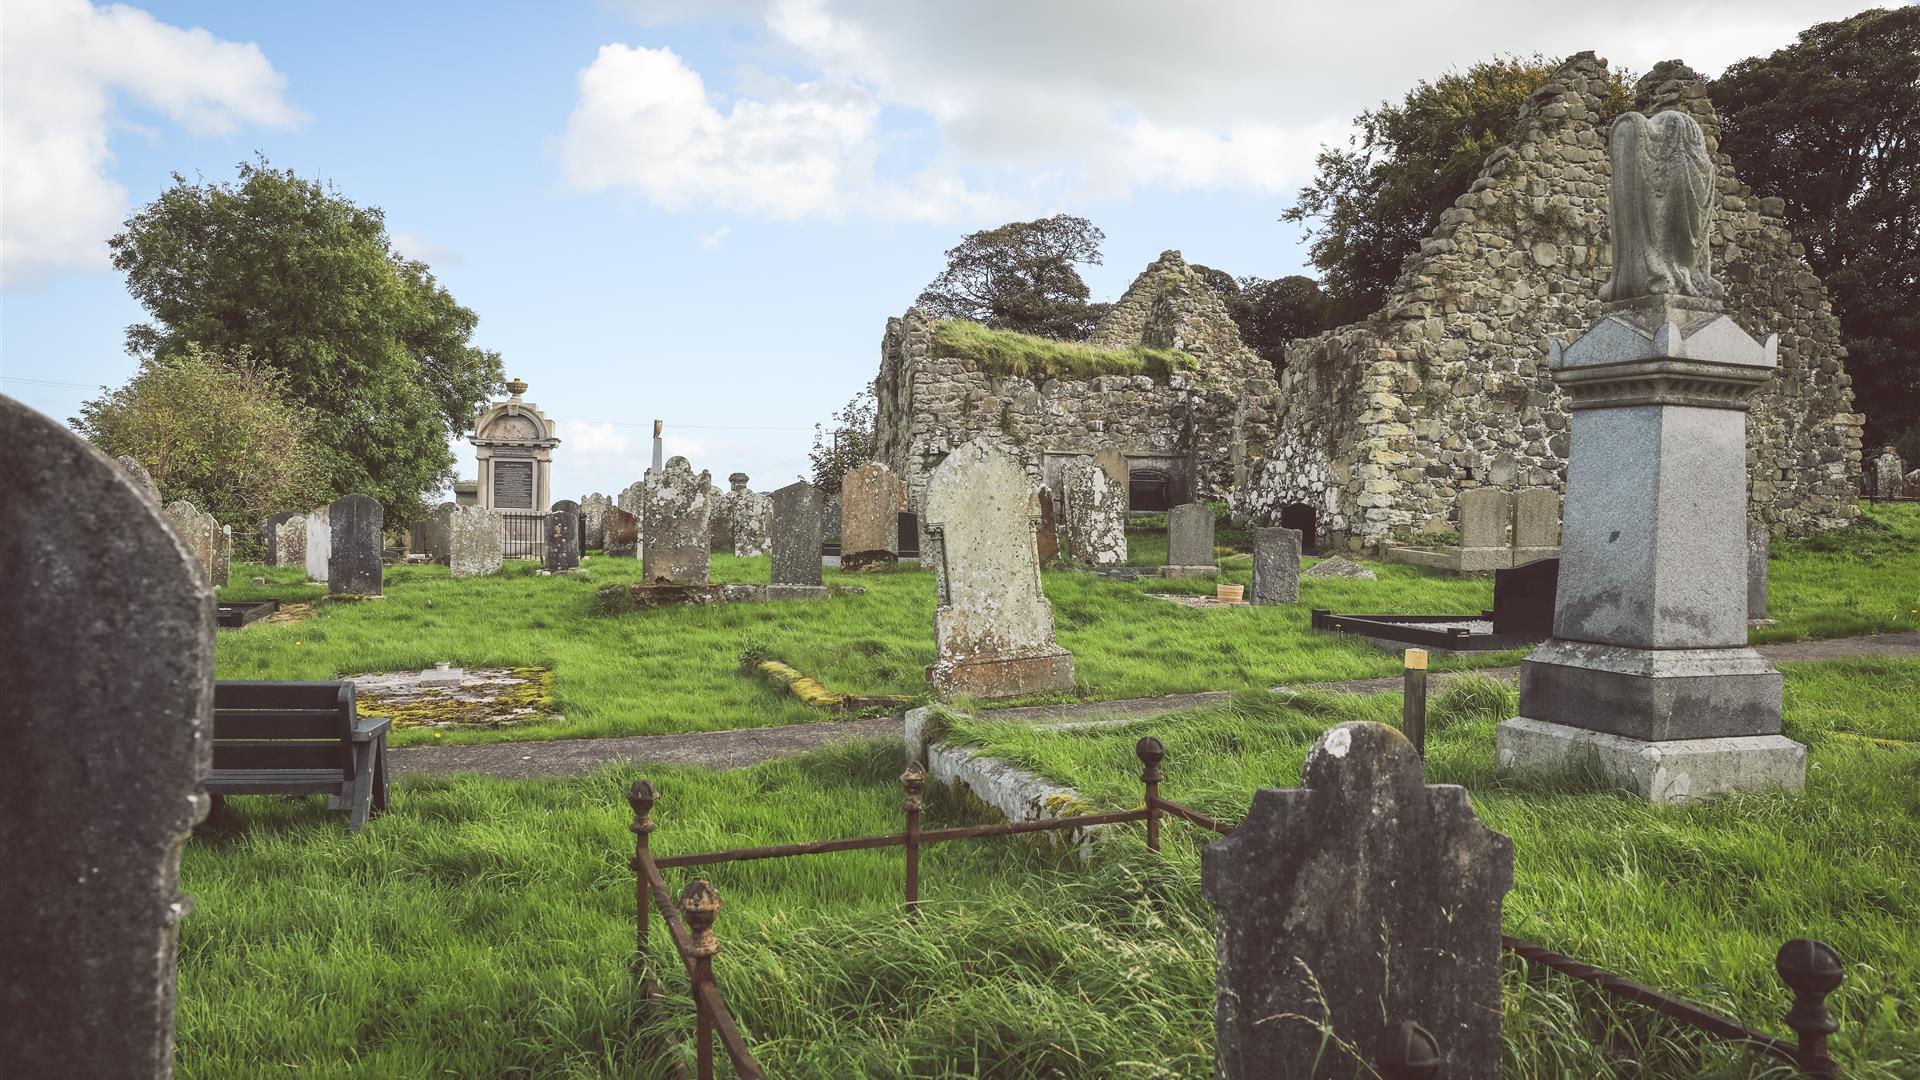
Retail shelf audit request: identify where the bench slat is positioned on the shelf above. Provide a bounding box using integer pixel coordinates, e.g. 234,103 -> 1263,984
214,681 -> 354,711
213,743 -> 349,771
214,712 -> 347,740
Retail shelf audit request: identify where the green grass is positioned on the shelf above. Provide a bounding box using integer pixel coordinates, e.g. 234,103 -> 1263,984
932,319 -> 1195,380
177,663 -> 1920,1078
1757,502 -> 1920,642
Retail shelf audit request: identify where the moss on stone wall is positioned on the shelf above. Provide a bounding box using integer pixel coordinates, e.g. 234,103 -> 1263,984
932,320 -> 1194,381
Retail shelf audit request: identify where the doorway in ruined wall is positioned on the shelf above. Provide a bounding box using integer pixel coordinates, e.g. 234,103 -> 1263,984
1127,467 -> 1173,512
1280,503 -> 1318,555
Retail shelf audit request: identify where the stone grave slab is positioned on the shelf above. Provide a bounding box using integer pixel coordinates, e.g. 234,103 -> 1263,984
447,504 -> 503,578
327,494 -> 383,596
841,461 -> 903,572
643,456 -> 713,585
771,480 -> 825,594
1250,526 -> 1301,604
1162,501 -> 1217,577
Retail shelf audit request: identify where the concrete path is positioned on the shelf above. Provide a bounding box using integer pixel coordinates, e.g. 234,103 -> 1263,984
389,631 -> 1920,779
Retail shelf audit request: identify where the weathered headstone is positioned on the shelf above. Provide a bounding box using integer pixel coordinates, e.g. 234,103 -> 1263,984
770,480 -> 826,598
924,439 -> 1075,699
604,506 -> 640,558
1204,722 -> 1513,1079
841,461 -> 904,571
422,502 -> 457,564
1748,521 -> 1770,620
1874,447 -> 1906,498
581,493 -> 612,550
260,511 -> 297,565
304,504 -> 331,583
1497,108 -> 1802,803
550,499 -> 582,559
327,494 -> 384,596
1061,456 -> 1127,566
1250,526 -> 1302,605
1511,488 -> 1561,563
447,504 -> 503,578
114,454 -> 162,503
544,507 -> 581,572
211,524 -> 231,588
643,456 -> 713,585
2,395 -> 213,1079
1456,487 -> 1513,572
274,514 -> 306,569
1162,502 -> 1217,577
1035,486 -> 1060,562
733,490 -> 772,558
162,501 -> 214,583
1907,469 -> 1920,500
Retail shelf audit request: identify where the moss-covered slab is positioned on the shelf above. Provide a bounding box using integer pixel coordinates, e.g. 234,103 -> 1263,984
348,666 -> 559,729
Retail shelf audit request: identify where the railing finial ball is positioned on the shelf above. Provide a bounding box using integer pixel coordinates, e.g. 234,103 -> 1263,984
1136,735 -> 1165,765
680,879 -> 722,958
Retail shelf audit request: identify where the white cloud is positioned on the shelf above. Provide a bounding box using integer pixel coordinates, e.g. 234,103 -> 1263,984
585,0 -> 1880,220
560,419 -> 633,459
696,224 -> 731,248
0,0 -> 303,284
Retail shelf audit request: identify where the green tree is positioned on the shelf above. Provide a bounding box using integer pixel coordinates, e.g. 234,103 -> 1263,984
73,345 -> 329,547
809,387 -> 877,494
1714,6 -> 1920,448
1287,56 -> 1631,324
916,214 -> 1110,339
1191,266 -> 1332,377
108,157 -> 504,521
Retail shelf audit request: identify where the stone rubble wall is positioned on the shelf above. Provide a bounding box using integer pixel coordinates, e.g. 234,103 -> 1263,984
873,251 -> 1278,517
1237,53 -> 1860,549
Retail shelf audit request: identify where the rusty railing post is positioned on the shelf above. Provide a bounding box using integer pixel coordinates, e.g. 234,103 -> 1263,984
1402,649 -> 1429,757
681,879 -> 723,1080
902,761 -> 925,916
1776,938 -> 1844,1078
627,779 -> 656,975
1372,1018 -> 1441,1080
1136,736 -> 1164,853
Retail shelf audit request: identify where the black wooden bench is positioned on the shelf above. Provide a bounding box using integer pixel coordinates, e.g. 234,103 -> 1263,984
208,681 -> 390,833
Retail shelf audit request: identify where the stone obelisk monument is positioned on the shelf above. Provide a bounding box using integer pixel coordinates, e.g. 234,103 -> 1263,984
1496,109 -> 1805,802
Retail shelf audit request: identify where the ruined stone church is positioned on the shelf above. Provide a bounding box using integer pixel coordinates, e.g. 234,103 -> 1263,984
873,55 -> 1861,550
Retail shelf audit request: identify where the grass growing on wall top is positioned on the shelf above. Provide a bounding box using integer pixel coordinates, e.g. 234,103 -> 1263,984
932,319 -> 1195,381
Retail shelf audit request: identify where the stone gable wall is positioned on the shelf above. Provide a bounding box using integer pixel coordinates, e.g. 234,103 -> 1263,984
874,251 -> 1278,513
1237,53 -> 1860,549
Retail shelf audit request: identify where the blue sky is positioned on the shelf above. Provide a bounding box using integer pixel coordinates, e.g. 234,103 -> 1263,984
0,0 -> 1880,500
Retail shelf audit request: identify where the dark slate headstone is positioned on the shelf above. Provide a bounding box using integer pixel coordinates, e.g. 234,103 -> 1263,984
1250,526 -> 1301,605
1,395 -> 213,1078
1203,722 -> 1513,1078
771,481 -> 823,586
261,511 -> 297,565
1492,557 -> 1559,640
327,493 -> 384,595
604,507 -> 639,558
545,508 -> 581,571
550,498 -> 582,559
1035,486 -> 1060,562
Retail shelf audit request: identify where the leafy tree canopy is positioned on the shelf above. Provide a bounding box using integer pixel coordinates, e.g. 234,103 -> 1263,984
74,345 -> 329,549
1286,56 -> 1631,324
916,214 -> 1111,340
109,157 -> 504,521
1191,267 -> 1333,378
1714,5 -> 1920,448
810,387 -> 877,495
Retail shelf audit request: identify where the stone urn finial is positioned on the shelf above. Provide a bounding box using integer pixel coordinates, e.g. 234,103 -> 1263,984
506,378 -> 528,399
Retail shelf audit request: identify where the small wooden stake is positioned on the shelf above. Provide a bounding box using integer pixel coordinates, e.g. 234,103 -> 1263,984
1402,649 -> 1429,758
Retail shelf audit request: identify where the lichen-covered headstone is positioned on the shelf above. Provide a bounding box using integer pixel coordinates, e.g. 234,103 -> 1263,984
771,480 -> 823,590
604,507 -> 639,558
924,439 -> 1075,699
114,454 -> 162,503
545,507 -> 581,572
275,514 -> 307,569
581,492 -> 612,550
1061,456 -> 1127,566
1163,502 -> 1216,577
261,511 -> 297,565
840,461 -> 904,571
1250,526 -> 1302,605
304,504 -> 331,582
1,395 -> 213,1079
447,504 -> 503,578
327,494 -> 383,596
732,489 -> 773,558
1906,469 -> 1920,499
643,456 -> 713,584
1203,722 -> 1514,1079
162,500 -> 216,585
1873,447 -> 1905,498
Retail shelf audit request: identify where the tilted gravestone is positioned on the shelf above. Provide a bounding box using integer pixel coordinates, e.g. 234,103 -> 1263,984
261,510 -> 297,565
446,504 -> 503,578
1204,722 -> 1513,1078
1456,487 -> 1513,572
1163,501 -> 1216,577
545,507 -> 581,572
604,506 -> 640,559
304,504 -> 331,582
840,461 -> 903,571
643,456 -> 713,585
327,494 -> 383,596
275,514 -> 307,569
115,454 -> 163,502
1250,526 -> 1302,605
770,480 -> 825,597
924,439 -> 1075,699
1061,456 -> 1126,566
1,395 -> 214,1078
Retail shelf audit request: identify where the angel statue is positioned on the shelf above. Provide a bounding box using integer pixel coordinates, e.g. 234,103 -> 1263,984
1600,110 -> 1726,304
